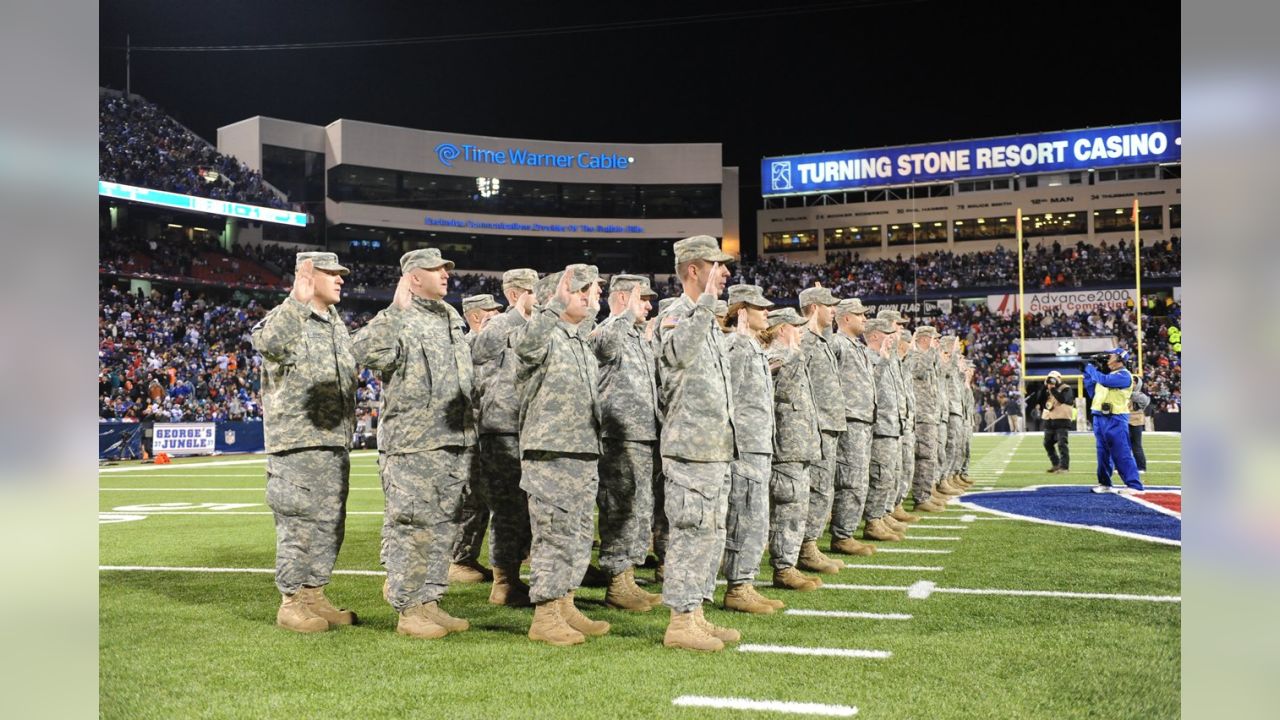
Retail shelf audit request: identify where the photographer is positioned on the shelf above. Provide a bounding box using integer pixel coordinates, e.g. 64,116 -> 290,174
1031,371 -> 1075,474
1128,380 -> 1151,473
1082,348 -> 1144,494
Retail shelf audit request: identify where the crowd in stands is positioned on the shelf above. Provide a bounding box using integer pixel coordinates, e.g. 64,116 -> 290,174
99,92 -> 290,209
101,228 -> 282,289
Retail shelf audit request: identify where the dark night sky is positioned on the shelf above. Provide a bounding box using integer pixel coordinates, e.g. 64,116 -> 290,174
99,0 -> 1180,254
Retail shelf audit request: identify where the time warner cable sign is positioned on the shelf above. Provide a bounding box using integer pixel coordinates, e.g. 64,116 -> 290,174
762,121 -> 1180,196
434,142 -> 635,170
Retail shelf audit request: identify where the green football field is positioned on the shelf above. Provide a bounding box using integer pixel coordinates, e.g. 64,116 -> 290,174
99,432 -> 1181,719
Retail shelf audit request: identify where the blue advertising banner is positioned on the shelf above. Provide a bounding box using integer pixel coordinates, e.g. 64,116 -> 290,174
99,422 -> 143,460
214,422 -> 265,455
761,121 -> 1181,196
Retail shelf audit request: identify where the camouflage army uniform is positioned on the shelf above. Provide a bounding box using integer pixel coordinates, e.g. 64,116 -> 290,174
723,331 -> 774,586
471,305 -> 533,574
935,355 -> 952,483
767,342 -> 821,570
515,291 -> 602,605
908,341 -> 942,503
943,357 -> 966,479
657,293 -> 736,612
830,330 -> 876,541
893,344 -> 917,512
452,331 -> 490,566
801,327 -> 847,543
353,295 -> 476,612
252,296 -> 357,595
864,334 -> 902,522
960,372 -> 975,474
590,307 -> 661,577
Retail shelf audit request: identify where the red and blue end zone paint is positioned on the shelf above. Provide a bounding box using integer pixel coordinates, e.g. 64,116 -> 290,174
959,485 -> 1181,546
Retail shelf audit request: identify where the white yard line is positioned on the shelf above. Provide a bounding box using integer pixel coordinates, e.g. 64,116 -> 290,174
910,525 -> 969,530
738,644 -> 891,660
817,578 -> 1180,603
671,696 -> 857,717
873,548 -> 952,555
898,536 -> 962,541
784,609 -> 912,621
843,564 -> 943,572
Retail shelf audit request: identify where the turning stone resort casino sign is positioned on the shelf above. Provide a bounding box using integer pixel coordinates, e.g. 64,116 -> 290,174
763,121 -> 1181,196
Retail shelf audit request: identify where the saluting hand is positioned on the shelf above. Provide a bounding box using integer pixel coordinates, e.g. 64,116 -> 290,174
392,274 -> 412,310
290,259 -> 315,305
704,262 -> 721,298
554,265 -> 575,307
735,309 -> 752,336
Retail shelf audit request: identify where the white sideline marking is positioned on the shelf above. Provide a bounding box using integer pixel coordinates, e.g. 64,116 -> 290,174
959,514 -> 977,522
738,644 -> 891,660
907,580 -> 937,599
913,525 -> 969,530
672,696 -> 857,717
100,565 -> 387,577
785,609 -> 912,621
844,564 -> 943,572
874,548 -> 952,555
900,536 -> 962,541
820,584 -> 911,592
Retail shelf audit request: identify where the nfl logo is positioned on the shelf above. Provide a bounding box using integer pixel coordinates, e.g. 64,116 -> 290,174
224,430 -> 236,444
770,161 -> 793,192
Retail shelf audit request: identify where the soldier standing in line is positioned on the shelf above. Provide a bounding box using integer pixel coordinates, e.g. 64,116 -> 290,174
827,298 -> 877,556
646,295 -> 679,581
656,235 -> 740,652
933,335 -> 967,501
470,269 -> 539,606
589,274 -> 663,612
353,248 -> 476,639
907,327 -> 949,512
252,253 -> 358,633
796,286 -> 847,575
861,318 -> 906,542
765,307 -> 824,591
890,329 -> 922,526
958,359 -> 977,484
516,266 -> 611,646
719,285 -> 782,614
448,293 -> 504,584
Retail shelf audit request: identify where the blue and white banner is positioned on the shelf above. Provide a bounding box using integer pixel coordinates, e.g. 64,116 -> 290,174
152,423 -> 217,456
99,181 -> 309,227
763,121 -> 1181,196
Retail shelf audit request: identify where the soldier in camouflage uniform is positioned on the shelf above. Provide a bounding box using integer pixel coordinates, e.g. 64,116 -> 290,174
649,296 -> 677,578
828,298 -> 877,557
589,274 -> 663,612
959,359 -> 977,483
449,293 -> 504,584
889,322 -> 921,527
765,308 -> 824,591
907,326 -> 949,512
656,235 -> 740,652
719,285 -> 782,614
471,269 -> 539,606
353,248 -> 477,639
797,286 -> 846,574
936,336 -> 970,498
861,318 -> 906,542
516,266 -> 610,646
252,252 -> 358,634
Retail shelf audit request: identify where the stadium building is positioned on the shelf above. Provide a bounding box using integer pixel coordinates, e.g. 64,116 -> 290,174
216,116 -> 739,274
757,121 -> 1181,262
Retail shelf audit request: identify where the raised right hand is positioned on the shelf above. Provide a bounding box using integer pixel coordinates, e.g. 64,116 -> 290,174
392,274 -> 412,310
290,259 -> 315,305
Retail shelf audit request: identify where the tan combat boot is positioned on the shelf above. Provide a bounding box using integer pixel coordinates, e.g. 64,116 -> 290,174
891,504 -> 921,523
772,566 -> 821,591
694,605 -> 741,644
606,572 -> 653,612
297,586 -> 356,626
277,592 -> 329,633
447,560 -> 492,584
863,517 -> 904,542
420,601 -> 469,633
528,600 -> 584,646
663,609 -> 724,652
748,585 -> 786,610
882,514 -> 908,534
933,482 -> 961,497
797,540 -> 844,574
489,566 -> 532,607
559,593 -> 610,636
913,497 -> 948,513
723,583 -> 776,614
627,568 -> 663,607
831,537 -> 875,557
396,603 -> 449,639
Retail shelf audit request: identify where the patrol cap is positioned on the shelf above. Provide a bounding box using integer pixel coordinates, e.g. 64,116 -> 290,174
940,334 -> 958,346
535,265 -> 595,304
714,300 -> 729,317
767,307 -> 808,328
798,286 -> 840,308
673,235 -> 734,266
876,308 -> 907,325
913,325 -> 938,338
863,317 -> 893,334
609,273 -> 658,298
296,251 -> 350,276
400,247 -> 455,273
502,268 -> 538,291
727,284 -> 774,308
835,298 -> 867,316
577,264 -> 605,287
462,294 -> 502,314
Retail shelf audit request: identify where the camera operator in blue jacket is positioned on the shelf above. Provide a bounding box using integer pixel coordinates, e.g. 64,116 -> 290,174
1083,348 -> 1143,494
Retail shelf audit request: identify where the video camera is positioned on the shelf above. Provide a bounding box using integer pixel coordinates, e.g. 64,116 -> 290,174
1086,352 -> 1112,370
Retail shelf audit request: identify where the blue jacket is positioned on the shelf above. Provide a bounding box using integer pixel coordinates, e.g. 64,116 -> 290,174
1083,364 -> 1133,412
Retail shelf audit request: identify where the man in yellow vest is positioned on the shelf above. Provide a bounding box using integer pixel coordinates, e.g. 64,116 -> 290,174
1083,348 -> 1143,494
